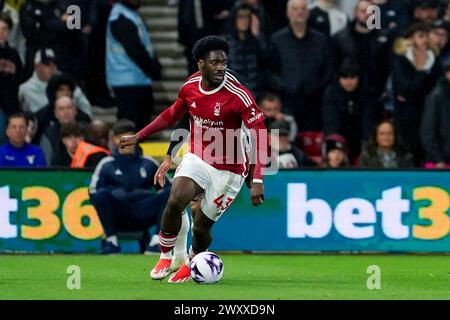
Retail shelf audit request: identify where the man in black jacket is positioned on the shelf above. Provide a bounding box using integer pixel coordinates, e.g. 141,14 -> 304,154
269,0 -> 333,132
19,0 -> 66,80
322,61 -> 378,164
0,13 -> 22,144
420,62 -> 450,168
332,0 -> 392,100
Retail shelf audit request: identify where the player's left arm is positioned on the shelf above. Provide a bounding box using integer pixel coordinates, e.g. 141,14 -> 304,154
239,92 -> 269,207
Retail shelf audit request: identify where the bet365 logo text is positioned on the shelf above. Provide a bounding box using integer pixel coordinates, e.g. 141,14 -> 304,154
288,184 -> 450,240
0,186 -> 102,240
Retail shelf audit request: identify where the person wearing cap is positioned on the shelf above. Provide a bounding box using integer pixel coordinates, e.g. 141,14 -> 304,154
322,60 -> 378,164
0,12 -> 22,144
320,134 -> 350,168
106,0 -> 162,131
391,22 -> 439,166
269,119 -> 316,169
89,119 -> 172,254
18,48 -> 92,116
420,61 -> 450,169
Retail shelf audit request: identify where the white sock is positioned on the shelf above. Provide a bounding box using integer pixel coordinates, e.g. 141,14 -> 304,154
173,210 -> 189,260
106,235 -> 118,247
149,234 -> 159,247
160,250 -> 172,260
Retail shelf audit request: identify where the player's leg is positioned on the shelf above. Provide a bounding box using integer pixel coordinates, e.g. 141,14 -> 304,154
168,208 -> 215,283
151,176 -> 204,279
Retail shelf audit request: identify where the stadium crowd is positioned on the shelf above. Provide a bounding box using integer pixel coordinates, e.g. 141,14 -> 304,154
0,0 -> 450,170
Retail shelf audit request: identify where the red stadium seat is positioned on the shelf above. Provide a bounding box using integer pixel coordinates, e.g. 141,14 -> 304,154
297,132 -> 324,162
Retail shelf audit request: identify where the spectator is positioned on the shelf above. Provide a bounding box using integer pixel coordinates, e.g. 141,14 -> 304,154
360,119 -> 414,168
332,0 -> 391,99
269,0 -> 333,132
308,0 -> 348,38
19,0 -> 66,80
420,62 -> 450,169
413,0 -> 440,25
106,0 -> 162,131
1,0 -> 26,63
259,92 -> 297,142
0,112 -> 46,167
224,4 -> 268,99
233,0 -> 271,36
86,119 -> 110,151
24,111 -> 37,143
320,134 -> 350,168
57,0 -> 98,81
33,72 -> 91,143
19,48 -> 92,116
84,0 -> 116,107
269,119 -> 316,168
370,0 -> 411,35
261,0 -> 288,33
391,22 -> 439,165
0,13 -> 22,144
322,61 -> 378,163
178,0 -> 213,74
429,19 -> 450,74
89,119 -> 171,254
39,96 -> 88,164
53,121 -> 110,168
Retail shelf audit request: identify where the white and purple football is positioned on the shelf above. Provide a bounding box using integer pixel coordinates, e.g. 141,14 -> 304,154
190,252 -> 224,284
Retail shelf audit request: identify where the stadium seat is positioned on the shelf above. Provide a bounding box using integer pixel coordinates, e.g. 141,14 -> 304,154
297,131 -> 324,163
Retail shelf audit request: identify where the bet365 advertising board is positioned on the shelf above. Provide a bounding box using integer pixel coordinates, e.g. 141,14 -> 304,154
0,169 -> 449,253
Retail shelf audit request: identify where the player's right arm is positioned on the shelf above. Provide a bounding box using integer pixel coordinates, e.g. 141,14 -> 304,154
120,93 -> 188,148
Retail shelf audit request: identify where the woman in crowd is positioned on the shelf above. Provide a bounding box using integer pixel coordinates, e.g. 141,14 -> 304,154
359,119 -> 414,169
320,134 -> 350,168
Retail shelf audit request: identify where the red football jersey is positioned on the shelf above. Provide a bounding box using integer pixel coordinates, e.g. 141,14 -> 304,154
176,71 -> 266,176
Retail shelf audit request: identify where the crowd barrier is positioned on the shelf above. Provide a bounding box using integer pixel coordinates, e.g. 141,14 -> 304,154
0,169 -> 448,253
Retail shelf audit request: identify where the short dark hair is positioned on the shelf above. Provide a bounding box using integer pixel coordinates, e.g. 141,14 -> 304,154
60,123 -> 84,139
406,22 -> 432,38
415,0 -> 439,10
0,13 -> 13,30
7,112 -> 27,127
192,36 -> 229,62
112,119 -> 137,136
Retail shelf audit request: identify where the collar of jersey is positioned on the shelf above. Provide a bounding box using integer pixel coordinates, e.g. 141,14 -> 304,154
198,75 -> 227,95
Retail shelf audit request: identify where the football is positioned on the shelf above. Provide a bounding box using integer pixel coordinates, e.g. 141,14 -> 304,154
190,252 -> 224,284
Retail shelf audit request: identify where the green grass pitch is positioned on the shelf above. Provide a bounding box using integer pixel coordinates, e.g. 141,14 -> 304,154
1,254 -> 449,300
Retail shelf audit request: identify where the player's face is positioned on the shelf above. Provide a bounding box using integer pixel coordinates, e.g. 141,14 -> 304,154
199,50 -> 227,86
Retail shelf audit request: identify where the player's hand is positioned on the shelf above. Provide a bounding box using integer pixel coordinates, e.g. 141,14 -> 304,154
119,134 -> 139,149
250,182 -> 264,207
245,164 -> 255,189
154,155 -> 172,187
